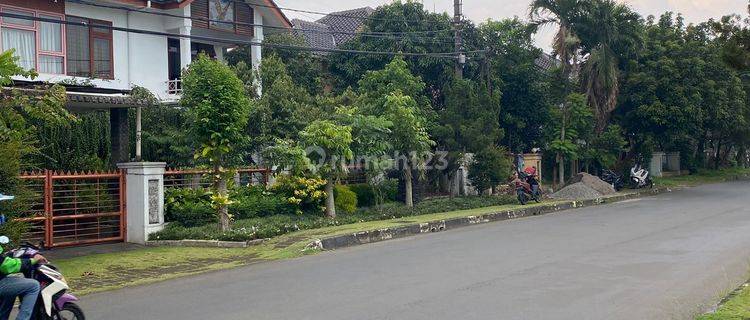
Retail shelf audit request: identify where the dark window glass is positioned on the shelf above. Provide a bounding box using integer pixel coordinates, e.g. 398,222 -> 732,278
65,17 -> 112,78
66,17 -> 90,77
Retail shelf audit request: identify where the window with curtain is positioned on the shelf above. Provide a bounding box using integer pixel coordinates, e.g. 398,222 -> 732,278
1,28 -> 36,70
65,17 -> 113,79
0,7 -> 65,74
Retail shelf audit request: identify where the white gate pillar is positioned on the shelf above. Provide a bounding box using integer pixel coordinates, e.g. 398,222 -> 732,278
117,162 -> 167,244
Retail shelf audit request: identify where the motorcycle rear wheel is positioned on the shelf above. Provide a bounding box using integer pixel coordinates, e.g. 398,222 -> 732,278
517,190 -> 527,205
55,303 -> 85,320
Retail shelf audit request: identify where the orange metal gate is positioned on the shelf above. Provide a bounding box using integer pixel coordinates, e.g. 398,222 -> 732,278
18,170 -> 126,248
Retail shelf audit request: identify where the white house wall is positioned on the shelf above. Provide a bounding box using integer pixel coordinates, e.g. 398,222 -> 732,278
10,2 -> 269,102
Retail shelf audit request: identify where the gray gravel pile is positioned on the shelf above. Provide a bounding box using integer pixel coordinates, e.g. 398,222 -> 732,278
551,183 -> 604,200
568,172 -> 616,195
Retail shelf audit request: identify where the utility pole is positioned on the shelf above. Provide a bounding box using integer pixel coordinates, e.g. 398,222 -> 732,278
454,0 -> 464,79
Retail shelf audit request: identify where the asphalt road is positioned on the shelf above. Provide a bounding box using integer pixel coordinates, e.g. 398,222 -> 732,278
81,181 -> 750,320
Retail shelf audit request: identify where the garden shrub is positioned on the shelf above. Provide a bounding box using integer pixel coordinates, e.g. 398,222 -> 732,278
348,180 -> 399,207
333,185 -> 357,214
347,184 -> 376,207
270,175 -> 326,214
164,188 -> 216,227
229,186 -> 295,219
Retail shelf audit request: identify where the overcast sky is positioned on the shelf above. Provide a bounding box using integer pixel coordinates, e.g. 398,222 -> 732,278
275,0 -> 749,52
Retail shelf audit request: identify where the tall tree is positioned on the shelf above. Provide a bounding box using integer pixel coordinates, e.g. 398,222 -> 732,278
479,18 -> 553,153
381,93 -> 434,207
433,78 -> 502,195
182,55 -> 251,231
576,0 -> 642,132
529,0 -> 583,78
299,120 -> 354,218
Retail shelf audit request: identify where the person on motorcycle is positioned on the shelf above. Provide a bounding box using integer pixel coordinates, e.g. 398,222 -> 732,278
523,167 -> 540,196
0,240 -> 47,320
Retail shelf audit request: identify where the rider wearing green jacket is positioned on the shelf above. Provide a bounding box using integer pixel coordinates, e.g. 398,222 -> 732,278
0,242 -> 46,320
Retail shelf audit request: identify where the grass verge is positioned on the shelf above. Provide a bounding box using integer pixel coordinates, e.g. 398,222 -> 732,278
654,167 -> 750,188
697,283 -> 750,320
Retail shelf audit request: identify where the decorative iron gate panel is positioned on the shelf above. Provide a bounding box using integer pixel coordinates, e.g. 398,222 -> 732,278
18,170 -> 125,248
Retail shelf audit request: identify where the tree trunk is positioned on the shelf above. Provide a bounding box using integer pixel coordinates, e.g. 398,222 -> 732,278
447,171 -> 456,199
557,153 -> 565,186
714,138 -> 723,170
214,163 -> 230,232
404,168 -> 414,208
737,146 -> 747,168
552,165 -> 558,188
324,180 -> 336,218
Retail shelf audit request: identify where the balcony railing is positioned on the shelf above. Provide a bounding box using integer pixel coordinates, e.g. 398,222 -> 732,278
166,79 -> 182,95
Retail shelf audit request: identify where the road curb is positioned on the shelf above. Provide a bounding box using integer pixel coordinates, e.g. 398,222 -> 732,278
313,187 -> 671,251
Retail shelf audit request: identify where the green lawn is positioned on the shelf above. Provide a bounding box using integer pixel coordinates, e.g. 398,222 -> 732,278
654,167 -> 750,188
697,283 -> 750,320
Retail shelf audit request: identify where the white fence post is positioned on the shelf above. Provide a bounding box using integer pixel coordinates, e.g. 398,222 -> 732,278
117,162 -> 167,244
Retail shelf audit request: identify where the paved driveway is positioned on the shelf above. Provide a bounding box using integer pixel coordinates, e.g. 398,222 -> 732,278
81,181 -> 750,320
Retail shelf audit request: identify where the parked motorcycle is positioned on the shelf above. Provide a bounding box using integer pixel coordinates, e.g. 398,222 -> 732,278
0,195 -> 84,320
600,169 -> 624,191
629,163 -> 654,189
514,168 -> 541,205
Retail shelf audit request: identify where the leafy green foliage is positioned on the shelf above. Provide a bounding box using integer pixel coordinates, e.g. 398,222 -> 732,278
327,1 -> 457,96
269,175 -> 327,215
181,54 -> 251,230
299,120 -> 354,178
333,185 -> 358,214
479,19 -> 553,153
356,57 -> 431,116
247,55 -> 314,152
469,147 -> 513,193
164,188 -> 215,227
0,50 -> 73,241
619,13 -> 748,170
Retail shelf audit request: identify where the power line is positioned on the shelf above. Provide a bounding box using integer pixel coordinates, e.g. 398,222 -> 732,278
67,0 -> 453,38
230,0 -> 447,26
0,12 -> 460,59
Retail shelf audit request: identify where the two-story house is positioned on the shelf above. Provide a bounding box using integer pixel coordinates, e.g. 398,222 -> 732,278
0,0 -> 291,163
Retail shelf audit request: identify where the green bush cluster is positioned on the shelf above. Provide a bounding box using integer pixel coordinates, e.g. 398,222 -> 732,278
347,180 -> 398,207
151,195 -> 516,242
165,186 -> 296,228
230,186 -> 295,219
164,188 -> 216,228
333,185 -> 357,214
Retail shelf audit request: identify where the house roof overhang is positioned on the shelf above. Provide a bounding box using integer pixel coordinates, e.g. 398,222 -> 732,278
2,85 -> 157,113
108,0 -> 292,29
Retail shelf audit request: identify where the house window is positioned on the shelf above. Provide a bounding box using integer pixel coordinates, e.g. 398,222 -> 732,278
66,17 -> 113,79
209,0 -> 235,31
0,6 -> 65,74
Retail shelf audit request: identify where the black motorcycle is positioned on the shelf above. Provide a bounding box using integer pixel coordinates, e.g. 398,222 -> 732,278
600,169 -> 624,191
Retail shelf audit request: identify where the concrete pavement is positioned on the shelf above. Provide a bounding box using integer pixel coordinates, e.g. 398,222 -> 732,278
81,181 -> 750,319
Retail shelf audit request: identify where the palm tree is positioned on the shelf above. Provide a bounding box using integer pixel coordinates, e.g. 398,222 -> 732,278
576,0 -> 642,133
529,0 -> 584,185
529,0 -> 583,79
